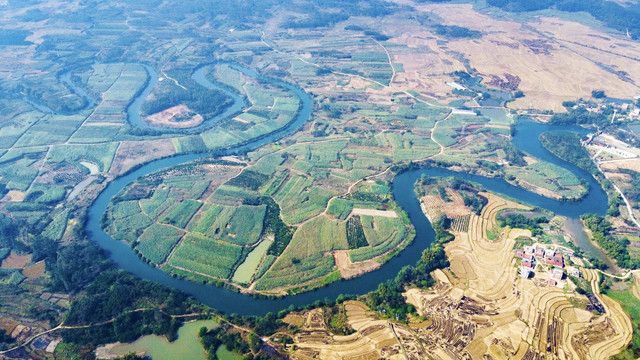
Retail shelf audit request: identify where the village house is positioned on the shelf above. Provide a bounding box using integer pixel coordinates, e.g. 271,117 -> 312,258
545,253 -> 564,267
571,268 -> 581,278
552,268 -> 564,280
544,248 -> 555,258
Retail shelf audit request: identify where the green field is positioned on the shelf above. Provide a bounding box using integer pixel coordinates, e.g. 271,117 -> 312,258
136,224 -> 184,264
350,215 -> 407,262
159,200 -> 202,228
167,233 -> 244,280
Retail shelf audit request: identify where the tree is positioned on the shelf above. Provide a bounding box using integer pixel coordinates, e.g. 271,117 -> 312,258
248,332 -> 261,353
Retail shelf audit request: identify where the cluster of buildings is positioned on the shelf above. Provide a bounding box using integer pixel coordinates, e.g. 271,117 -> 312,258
584,133 -> 640,159
515,245 -> 580,287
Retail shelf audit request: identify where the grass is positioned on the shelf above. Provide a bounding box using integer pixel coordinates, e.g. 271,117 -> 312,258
139,187 -> 172,219
48,143 -> 119,172
505,160 -> 585,198
350,215 -> 406,262
254,253 -> 335,291
273,174 -> 333,224
42,208 -> 70,241
326,198 -> 353,220
158,199 -> 202,228
168,233 -> 244,279
486,225 -> 502,240
25,184 -> 67,204
346,216 -> 368,249
136,224 -> 184,264
189,204 -> 266,246
256,215 -> 347,290
226,170 -> 270,191
68,124 -> 122,143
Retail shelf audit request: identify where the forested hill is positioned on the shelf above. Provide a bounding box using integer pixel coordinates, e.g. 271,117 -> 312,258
487,0 -> 640,39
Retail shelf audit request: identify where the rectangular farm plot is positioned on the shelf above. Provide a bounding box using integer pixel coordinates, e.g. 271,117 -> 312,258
273,174 -> 333,224
136,224 -> 184,264
188,204 -> 266,246
158,199 -> 202,228
167,233 -> 244,279
349,215 -> 407,262
139,187 -> 171,219
102,63 -> 148,102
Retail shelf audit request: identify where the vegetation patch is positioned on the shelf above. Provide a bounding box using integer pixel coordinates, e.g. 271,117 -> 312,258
346,216 -> 368,249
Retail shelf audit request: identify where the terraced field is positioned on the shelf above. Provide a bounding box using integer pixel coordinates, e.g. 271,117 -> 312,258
404,192 -> 633,360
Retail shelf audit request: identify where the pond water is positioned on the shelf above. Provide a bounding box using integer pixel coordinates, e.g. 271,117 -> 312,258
100,319 -> 218,360
231,239 -> 273,284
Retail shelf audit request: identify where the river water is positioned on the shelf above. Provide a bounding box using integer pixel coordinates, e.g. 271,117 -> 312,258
82,64 -> 610,316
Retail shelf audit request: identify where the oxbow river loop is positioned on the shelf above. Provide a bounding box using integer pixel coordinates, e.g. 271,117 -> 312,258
85,64 -> 609,316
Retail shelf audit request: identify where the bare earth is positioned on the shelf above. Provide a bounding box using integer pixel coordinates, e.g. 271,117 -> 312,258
144,105 -> 204,129
1,251 -> 31,269
22,260 -> 45,279
350,208 -> 398,218
333,250 -> 380,279
109,139 -> 177,176
600,158 -> 640,173
3,190 -> 25,202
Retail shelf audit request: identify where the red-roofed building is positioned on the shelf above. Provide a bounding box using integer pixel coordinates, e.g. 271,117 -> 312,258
523,254 -> 534,261
549,279 -> 557,286
553,254 -> 564,268
516,249 -> 524,258
523,259 -> 533,268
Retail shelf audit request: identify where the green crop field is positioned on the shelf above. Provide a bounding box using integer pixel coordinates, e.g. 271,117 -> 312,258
42,208 -> 70,241
158,199 -> 202,228
48,143 -> 118,172
139,187 -> 172,219
326,198 -> 353,220
505,160 -> 585,198
167,233 -> 244,280
273,174 -> 334,224
136,224 -> 184,264
350,215 -> 407,262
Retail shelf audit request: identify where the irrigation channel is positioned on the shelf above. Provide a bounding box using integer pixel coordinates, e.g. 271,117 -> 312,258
85,64 -> 609,316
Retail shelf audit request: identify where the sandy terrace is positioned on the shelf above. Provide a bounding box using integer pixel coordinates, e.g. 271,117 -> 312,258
402,192 -> 632,360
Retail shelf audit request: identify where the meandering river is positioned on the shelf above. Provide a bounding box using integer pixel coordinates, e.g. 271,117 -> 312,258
84,64 -> 610,316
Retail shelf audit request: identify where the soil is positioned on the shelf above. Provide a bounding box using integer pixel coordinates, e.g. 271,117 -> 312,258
144,105 -> 204,129
333,250 -> 380,279
349,208 -> 398,218
109,139 -> 176,176
1,251 -> 31,269
3,190 -> 25,202
22,260 -> 45,278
